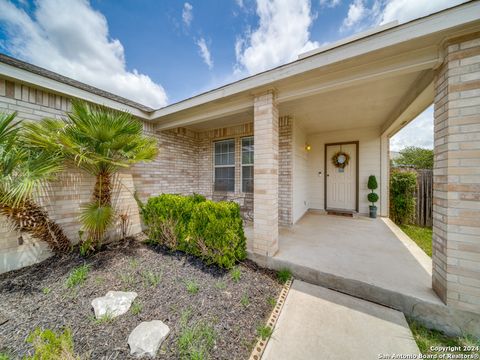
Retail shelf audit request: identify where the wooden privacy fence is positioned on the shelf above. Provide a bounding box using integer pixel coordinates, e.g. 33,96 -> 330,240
391,167 -> 433,227
415,169 -> 433,227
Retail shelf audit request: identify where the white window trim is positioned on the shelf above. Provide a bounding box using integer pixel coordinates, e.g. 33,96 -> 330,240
213,138 -> 235,192
241,136 -> 254,194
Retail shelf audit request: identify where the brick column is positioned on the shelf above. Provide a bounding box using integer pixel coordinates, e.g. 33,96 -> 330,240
432,33 -> 480,314
253,91 -> 279,256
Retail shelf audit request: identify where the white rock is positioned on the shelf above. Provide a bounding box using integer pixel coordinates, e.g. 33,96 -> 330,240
91,291 -> 137,319
128,320 -> 170,358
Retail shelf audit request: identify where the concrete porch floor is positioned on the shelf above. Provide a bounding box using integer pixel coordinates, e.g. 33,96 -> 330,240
276,212 -> 439,305
246,212 -> 480,336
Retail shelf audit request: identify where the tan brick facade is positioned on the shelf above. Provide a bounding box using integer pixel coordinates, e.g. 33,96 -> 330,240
432,33 -> 480,314
0,78 -> 294,271
132,125 -> 201,201
279,116 -> 293,226
253,92 -> 279,256
0,78 -> 143,273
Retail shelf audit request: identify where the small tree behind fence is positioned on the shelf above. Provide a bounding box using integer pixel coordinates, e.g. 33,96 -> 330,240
390,167 -> 433,227
390,170 -> 417,225
415,169 -> 433,227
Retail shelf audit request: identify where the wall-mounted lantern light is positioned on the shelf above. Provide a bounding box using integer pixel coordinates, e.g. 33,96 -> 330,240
305,143 -> 312,151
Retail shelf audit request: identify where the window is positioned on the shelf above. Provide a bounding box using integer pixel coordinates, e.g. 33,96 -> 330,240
214,139 -> 235,191
242,137 -> 254,193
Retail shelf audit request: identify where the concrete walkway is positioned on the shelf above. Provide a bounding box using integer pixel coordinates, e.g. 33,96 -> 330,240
263,280 -> 420,360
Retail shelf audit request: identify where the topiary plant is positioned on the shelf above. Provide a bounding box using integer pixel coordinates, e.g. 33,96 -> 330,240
368,192 -> 379,204
367,175 -> 379,218
368,175 -> 378,191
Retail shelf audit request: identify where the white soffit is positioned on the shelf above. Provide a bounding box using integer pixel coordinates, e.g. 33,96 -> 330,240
298,21 -> 399,60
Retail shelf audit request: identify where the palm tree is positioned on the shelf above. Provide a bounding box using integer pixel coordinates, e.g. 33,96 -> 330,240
26,100 -> 158,251
0,112 -> 70,253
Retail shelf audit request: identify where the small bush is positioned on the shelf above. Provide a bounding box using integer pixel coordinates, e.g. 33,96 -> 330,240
65,264 -> 90,288
189,201 -> 247,268
25,328 -> 80,360
0,353 -> 10,360
142,194 -> 246,269
390,171 -> 417,225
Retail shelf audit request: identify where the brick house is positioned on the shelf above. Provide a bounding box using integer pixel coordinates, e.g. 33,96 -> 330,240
1,2 -> 479,336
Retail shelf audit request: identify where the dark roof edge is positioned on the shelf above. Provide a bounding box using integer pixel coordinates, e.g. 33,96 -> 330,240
0,53 -> 154,113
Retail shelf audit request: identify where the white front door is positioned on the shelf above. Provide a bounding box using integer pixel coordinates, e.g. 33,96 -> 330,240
326,143 -> 357,211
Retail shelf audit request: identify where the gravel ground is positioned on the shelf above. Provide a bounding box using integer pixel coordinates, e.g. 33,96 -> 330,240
0,241 -> 282,359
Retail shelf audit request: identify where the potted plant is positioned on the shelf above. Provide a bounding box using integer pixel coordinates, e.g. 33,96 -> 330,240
367,175 -> 379,218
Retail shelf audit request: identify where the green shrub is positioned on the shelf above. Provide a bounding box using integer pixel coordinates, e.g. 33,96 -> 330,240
142,194 -> 246,269
390,170 -> 417,225
367,192 -> 379,203
25,328 -> 80,360
189,201 -> 246,268
141,194 -> 205,250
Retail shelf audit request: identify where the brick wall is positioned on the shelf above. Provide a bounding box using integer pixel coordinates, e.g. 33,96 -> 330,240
279,116 -> 293,226
432,33 -> 480,314
0,77 -> 295,272
0,78 -> 140,273
132,125 -> 201,201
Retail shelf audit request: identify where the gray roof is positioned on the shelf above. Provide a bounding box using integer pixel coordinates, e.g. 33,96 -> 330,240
0,53 -> 154,112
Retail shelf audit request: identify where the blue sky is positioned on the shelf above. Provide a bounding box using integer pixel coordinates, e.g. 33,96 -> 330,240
0,0 -> 465,148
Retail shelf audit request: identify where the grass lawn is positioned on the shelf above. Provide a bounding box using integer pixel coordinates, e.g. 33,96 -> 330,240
399,224 -> 433,257
408,318 -> 480,356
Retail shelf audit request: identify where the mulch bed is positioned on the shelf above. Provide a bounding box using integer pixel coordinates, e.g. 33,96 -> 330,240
0,240 -> 282,359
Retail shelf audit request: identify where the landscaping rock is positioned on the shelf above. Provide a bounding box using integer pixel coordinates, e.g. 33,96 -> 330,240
91,291 -> 137,319
128,320 -> 170,358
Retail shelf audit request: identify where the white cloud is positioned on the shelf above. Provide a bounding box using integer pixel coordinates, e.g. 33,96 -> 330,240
390,106 -> 433,151
196,38 -> 213,69
0,0 -> 167,108
236,0 -> 245,8
320,0 -> 341,8
182,2 -> 193,27
342,0 -> 367,30
380,0 -> 467,24
341,0 -> 467,33
235,0 -> 319,75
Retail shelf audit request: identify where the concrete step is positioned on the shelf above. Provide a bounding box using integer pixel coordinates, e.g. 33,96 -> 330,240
263,280 -> 419,360
249,252 -> 480,338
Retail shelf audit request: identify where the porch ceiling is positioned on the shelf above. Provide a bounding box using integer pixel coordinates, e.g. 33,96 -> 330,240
278,70 -> 432,134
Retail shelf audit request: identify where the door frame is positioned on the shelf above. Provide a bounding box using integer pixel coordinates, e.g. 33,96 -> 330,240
324,141 -> 359,212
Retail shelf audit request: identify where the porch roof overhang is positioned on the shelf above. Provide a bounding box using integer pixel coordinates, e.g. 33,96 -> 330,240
152,1 -> 480,134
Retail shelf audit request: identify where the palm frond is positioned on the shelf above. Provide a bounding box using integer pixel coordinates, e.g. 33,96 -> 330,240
0,112 -> 20,145
79,201 -> 114,240
0,147 -> 64,206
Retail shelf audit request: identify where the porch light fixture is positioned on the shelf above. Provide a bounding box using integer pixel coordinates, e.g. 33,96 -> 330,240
305,143 -> 312,151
